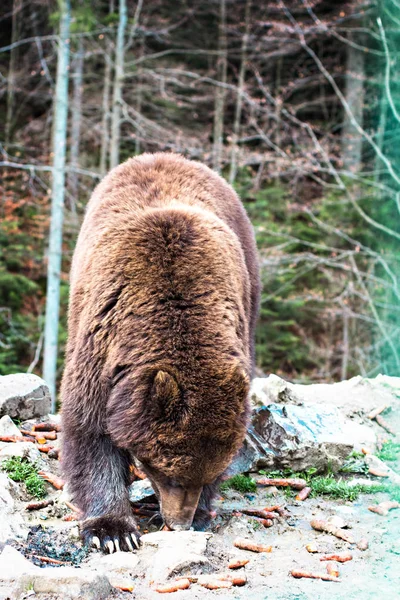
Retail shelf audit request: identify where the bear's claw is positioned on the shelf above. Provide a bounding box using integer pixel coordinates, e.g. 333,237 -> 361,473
82,515 -> 140,553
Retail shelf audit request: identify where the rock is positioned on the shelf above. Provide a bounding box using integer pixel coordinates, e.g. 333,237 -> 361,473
0,546 -> 112,600
89,551 -> 139,574
0,442 -> 44,467
140,531 -> 212,583
128,478 -> 155,503
0,474 -> 28,543
0,374 -> 51,420
0,415 -> 21,437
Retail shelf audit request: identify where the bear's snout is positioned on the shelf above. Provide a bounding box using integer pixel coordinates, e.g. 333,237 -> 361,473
159,484 -> 202,531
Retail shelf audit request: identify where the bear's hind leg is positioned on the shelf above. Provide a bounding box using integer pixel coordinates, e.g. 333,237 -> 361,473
62,432 -> 139,552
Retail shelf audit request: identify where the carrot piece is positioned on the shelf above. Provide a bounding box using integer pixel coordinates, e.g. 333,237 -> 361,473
63,513 -> 78,521
29,555 -> 69,565
0,435 -> 31,443
310,519 -> 354,544
228,558 -> 249,569
25,499 -> 54,511
257,478 -> 307,490
153,579 -> 191,593
241,508 -> 279,519
357,538 -> 369,551
326,562 -> 340,578
37,444 -> 54,453
375,415 -> 396,435
320,552 -> 353,563
305,543 -> 318,553
368,405 -> 389,419
33,422 -> 61,432
368,501 -> 399,516
198,577 -> 233,590
110,579 -> 135,592
291,570 -> 340,582
219,573 -> 247,586
38,470 -> 65,490
21,429 -> 57,441
295,487 -> 312,501
234,538 -> 272,553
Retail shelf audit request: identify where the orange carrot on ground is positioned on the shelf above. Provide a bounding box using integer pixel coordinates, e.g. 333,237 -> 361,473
368,466 -> 389,478
153,579 -> 191,593
368,501 -> 399,516
357,538 -> 369,551
38,470 -> 65,490
290,570 -> 340,582
375,415 -> 396,435
368,405 -> 389,420
234,538 -> 272,553
257,478 -> 307,490
63,514 -> 78,521
0,435 -> 31,443
37,444 -> 55,453
21,429 -> 57,441
29,555 -> 69,565
241,508 -> 279,519
199,580 -> 232,590
295,487 -> 312,501
250,516 -> 273,528
33,422 -> 61,432
310,519 -> 354,544
305,543 -> 318,553
109,579 -> 135,592
228,558 -> 249,569
26,499 -> 54,511
64,500 -> 80,513
320,553 -> 353,563
326,562 -> 340,578
220,573 -> 247,586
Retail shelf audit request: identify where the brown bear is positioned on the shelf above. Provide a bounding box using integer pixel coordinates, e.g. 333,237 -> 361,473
61,152 -> 260,552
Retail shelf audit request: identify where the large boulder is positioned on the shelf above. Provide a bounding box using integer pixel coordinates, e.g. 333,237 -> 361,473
230,374 -> 399,474
0,373 -> 51,420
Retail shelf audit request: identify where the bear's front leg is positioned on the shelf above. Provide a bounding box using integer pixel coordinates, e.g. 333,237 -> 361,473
62,432 -> 139,552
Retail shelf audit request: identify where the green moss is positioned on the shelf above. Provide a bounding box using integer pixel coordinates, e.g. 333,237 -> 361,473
3,457 -> 46,499
220,475 -> 257,494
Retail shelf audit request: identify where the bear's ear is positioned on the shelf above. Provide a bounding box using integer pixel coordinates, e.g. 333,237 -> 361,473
151,371 -> 184,421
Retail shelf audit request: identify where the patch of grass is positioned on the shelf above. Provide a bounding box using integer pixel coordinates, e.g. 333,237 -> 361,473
3,457 -> 46,499
220,474 -> 257,494
377,441 -> 400,462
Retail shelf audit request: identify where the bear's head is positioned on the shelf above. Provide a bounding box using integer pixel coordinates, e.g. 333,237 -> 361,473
106,362 -> 250,530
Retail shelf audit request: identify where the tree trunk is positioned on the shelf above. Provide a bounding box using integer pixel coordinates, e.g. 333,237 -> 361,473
43,0 -> 71,408
212,0 -> 227,173
341,34 -> 365,171
110,0 -> 128,169
229,0 -> 251,184
68,36 -> 84,211
5,0 -> 22,144
99,0 -> 115,175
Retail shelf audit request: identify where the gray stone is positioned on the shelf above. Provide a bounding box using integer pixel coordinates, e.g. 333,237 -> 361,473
89,551 -> 139,574
0,442 -> 44,467
128,478 -> 155,503
0,546 -> 112,600
0,474 -> 28,544
140,531 -> 212,583
0,415 -> 20,437
0,374 -> 51,420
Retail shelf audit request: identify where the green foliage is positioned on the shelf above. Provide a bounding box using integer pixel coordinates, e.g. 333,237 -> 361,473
3,457 -> 46,499
377,441 -> 400,462
220,474 -> 257,494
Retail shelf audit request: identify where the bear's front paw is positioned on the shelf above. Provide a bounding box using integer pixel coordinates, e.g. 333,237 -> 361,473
81,514 -> 140,553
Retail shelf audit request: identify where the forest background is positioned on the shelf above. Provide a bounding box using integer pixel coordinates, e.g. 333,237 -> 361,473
0,0 -> 399,401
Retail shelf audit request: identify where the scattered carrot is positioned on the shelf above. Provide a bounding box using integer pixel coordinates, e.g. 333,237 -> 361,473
257,478 -> 307,490
63,514 -> 78,521
368,405 -> 389,420
295,487 -> 311,501
357,538 -> 369,551
21,429 -> 57,441
0,435 -> 31,443
64,500 -> 80,513
368,467 -> 389,478
310,519 -> 354,544
320,552 -> 353,563
228,558 -> 249,569
368,501 -> 399,516
199,580 -> 232,590
361,447 -> 372,455
241,508 -> 279,519
220,573 -> 247,586
29,555 -> 69,565
36,436 -> 47,444
375,415 -> 396,435
326,562 -> 340,578
306,543 -> 318,553
26,499 -> 54,511
33,422 -> 61,432
153,579 -> 191,593
38,471 -> 65,490
290,570 -> 340,582
110,579 -> 135,592
37,444 -> 55,454
234,538 -> 273,553
252,516 -> 274,528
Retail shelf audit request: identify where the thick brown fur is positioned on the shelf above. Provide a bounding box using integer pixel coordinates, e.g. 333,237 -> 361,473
61,153 -> 260,548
